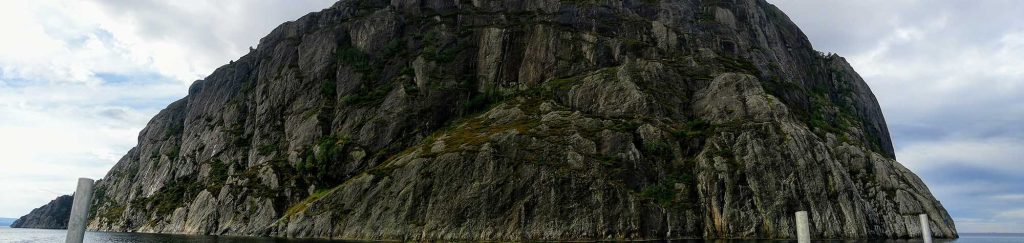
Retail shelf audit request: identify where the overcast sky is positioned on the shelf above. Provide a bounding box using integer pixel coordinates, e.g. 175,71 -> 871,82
770,0 -> 1024,233
0,0 -> 1021,234
0,0 -> 335,219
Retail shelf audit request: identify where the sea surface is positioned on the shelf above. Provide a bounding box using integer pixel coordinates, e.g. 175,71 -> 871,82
0,227 -> 1020,242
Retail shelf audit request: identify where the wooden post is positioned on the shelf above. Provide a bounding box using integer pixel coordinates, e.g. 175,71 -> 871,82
920,214 -> 932,243
796,211 -> 810,243
66,178 -> 94,243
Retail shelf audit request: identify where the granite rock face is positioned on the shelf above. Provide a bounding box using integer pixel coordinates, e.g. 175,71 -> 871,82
11,195 -> 72,229
61,0 -> 957,240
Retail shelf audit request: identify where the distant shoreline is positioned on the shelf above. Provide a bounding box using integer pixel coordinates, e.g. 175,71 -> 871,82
961,233 -> 1024,234
960,233 -> 1024,236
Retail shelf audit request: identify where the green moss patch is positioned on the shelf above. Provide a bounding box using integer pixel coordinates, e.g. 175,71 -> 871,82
284,188 -> 335,218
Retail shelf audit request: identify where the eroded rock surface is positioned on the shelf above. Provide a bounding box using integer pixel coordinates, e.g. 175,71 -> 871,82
32,0 -> 957,240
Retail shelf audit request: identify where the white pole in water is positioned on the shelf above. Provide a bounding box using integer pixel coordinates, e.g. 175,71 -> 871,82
920,214 -> 933,243
66,178 -> 94,243
796,211 -> 810,243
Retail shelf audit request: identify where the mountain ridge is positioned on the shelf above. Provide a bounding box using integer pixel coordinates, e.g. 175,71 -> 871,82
10,195 -> 72,229
18,0 -> 954,240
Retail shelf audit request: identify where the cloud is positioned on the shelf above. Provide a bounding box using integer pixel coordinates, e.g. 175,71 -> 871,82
991,194 -> 1024,202
898,138 -> 1024,174
995,209 -> 1024,220
0,0 -> 333,217
84,0 -> 336,83
0,0 -> 1020,234
771,0 -> 1024,233
955,218 -> 1024,234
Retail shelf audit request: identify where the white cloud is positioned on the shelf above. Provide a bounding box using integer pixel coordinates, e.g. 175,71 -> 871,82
0,0 -> 1020,234
991,194 -> 1024,202
86,0 -> 336,83
955,218 -> 1024,234
771,0 -> 1024,234
0,83 -> 177,217
897,138 -> 1024,173
995,209 -> 1024,220
0,0 -> 334,217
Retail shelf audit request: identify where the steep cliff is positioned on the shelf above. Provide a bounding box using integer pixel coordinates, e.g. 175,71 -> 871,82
70,0 -> 955,240
11,195 -> 72,229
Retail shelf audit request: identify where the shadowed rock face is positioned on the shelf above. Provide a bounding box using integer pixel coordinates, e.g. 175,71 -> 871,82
51,0 -> 955,240
12,195 -> 72,229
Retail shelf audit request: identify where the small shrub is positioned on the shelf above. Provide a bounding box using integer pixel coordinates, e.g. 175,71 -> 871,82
320,81 -> 336,97
257,143 -> 278,155
206,161 -> 229,192
337,47 -> 371,72
164,123 -> 183,139
672,119 -> 710,138
341,84 -> 392,106
381,39 -> 405,57
640,183 -> 676,205
298,135 -> 350,187
610,121 -> 641,132
643,141 -> 674,157
461,89 -> 503,114
623,38 -> 647,54
714,146 -> 734,159
100,205 -> 125,221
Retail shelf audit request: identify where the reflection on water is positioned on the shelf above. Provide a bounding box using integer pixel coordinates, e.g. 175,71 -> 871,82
0,227 -> 1019,243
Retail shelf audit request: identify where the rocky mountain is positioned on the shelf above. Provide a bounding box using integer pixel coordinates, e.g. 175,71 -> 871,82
30,0 -> 955,240
11,195 -> 72,229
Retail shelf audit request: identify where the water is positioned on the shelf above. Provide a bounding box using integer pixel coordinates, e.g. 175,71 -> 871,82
1,227 -> 1020,242
0,227 -> 345,243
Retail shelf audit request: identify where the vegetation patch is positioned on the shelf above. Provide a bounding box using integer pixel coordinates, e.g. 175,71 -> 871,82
257,143 -> 279,155
807,88 -> 858,139
461,88 -> 505,115
595,155 -> 621,166
716,55 -> 759,75
283,188 -> 334,218
320,80 -> 337,98
698,0 -> 722,23
342,83 -> 392,106
671,119 -> 711,138
381,38 -> 407,58
367,165 -> 399,178
130,176 -> 203,217
642,140 -> 674,158
297,135 -> 351,187
439,115 -> 539,152
227,124 -> 250,147
713,145 -> 735,159
337,46 -> 373,73
541,69 -> 596,94
610,120 -> 641,132
419,31 -> 470,63
639,168 -> 695,207
640,183 -> 676,205
164,123 -> 183,139
623,38 -> 648,54
206,161 -> 229,193
99,204 -> 125,222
